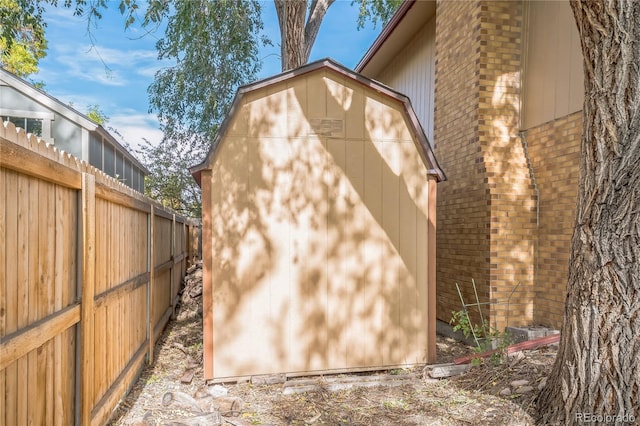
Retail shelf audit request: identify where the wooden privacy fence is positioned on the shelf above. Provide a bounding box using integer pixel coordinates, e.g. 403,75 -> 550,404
0,122 -> 200,426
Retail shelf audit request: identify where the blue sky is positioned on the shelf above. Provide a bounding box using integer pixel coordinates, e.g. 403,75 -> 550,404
34,1 -> 383,149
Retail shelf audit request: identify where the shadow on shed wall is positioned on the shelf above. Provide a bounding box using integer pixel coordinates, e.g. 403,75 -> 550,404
207,69 -> 433,378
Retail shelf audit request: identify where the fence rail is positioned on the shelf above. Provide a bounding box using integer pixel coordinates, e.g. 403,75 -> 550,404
0,122 -> 200,425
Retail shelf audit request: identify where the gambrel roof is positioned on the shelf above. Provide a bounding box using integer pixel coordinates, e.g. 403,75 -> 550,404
190,58 -> 445,186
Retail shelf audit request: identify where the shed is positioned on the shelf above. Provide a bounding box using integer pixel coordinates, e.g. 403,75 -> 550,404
190,59 -> 445,381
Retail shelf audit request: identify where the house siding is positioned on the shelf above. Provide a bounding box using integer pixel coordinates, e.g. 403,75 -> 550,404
1,69 -> 148,193
358,0 -> 585,329
52,115 -> 83,158
522,0 -> 583,129
0,85 -> 40,112
378,16 -> 436,143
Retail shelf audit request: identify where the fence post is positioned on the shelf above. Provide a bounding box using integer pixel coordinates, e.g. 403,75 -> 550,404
182,220 -> 187,274
170,213 -> 176,318
80,173 -> 96,426
147,205 -> 155,364
186,222 -> 192,269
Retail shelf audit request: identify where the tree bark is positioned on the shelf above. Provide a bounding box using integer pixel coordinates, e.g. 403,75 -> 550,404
537,1 -> 640,424
274,0 -> 334,71
274,0 -> 307,71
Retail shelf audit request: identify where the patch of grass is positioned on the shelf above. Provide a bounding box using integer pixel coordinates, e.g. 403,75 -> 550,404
146,373 -> 162,384
241,412 -> 262,425
382,399 -> 407,410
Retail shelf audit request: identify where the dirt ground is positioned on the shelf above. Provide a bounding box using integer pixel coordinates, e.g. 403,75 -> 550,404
109,264 -> 556,425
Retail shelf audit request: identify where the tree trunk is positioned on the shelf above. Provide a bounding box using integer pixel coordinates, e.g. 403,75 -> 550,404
274,0 -> 334,71
537,1 -> 640,424
274,0 -> 307,71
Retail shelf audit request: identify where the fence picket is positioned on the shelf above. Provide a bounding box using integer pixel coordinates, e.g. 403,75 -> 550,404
148,205 -> 155,364
1,126 -> 200,425
80,172 -> 96,426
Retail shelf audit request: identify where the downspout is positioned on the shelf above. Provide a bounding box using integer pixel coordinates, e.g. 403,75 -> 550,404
519,130 -> 539,320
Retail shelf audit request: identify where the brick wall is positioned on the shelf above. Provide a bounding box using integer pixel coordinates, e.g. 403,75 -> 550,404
434,0 -> 489,325
525,111 -> 582,327
435,1 -> 537,329
477,1 -> 537,329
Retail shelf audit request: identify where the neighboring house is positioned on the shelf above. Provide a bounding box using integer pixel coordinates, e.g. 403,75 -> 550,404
357,0 -> 583,329
0,68 -> 148,192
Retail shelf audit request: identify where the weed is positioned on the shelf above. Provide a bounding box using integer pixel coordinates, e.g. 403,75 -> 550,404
450,310 -> 512,366
146,373 -> 162,384
242,412 -> 262,425
383,399 -> 407,410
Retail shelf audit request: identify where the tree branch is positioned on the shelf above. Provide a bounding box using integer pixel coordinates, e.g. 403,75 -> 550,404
304,0 -> 336,61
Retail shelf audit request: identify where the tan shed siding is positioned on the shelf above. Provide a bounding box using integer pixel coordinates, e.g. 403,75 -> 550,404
207,69 -> 432,379
526,112 -> 582,328
377,16 -> 436,143
522,0 -> 583,129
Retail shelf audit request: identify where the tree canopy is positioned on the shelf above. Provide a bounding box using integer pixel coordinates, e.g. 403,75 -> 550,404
0,0 -> 48,76
138,0 -> 266,217
149,0 -> 264,145
136,0 -> 400,217
1,0 -> 401,217
0,0 -> 106,76
85,104 -> 109,125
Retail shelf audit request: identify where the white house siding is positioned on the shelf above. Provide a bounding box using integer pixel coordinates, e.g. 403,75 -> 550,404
376,16 -> 436,144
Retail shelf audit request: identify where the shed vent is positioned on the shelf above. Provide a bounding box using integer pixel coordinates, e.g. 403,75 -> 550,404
309,118 -> 344,137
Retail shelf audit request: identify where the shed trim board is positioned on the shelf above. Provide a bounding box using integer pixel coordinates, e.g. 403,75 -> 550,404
192,59 -> 444,381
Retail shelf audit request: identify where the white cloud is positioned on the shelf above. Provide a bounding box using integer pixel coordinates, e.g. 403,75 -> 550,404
47,42 -> 161,86
108,112 -> 164,150
136,63 -> 165,78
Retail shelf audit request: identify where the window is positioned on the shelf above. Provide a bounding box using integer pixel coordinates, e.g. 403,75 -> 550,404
123,159 -> 131,186
89,134 -> 102,169
103,143 -> 115,177
116,151 -> 124,182
0,109 -> 54,143
4,116 -> 43,136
